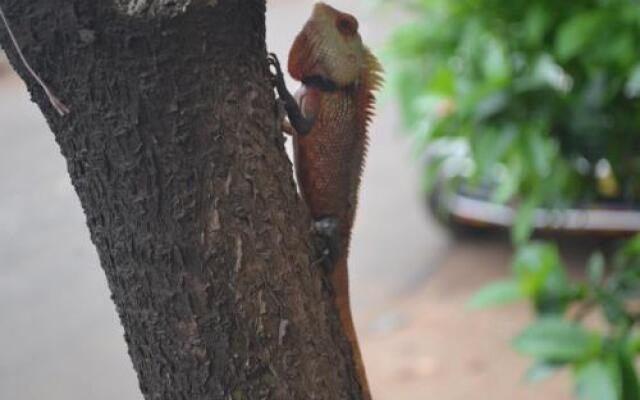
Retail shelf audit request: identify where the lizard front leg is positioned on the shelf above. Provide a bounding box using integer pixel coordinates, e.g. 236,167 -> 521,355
268,54 -> 340,269
268,53 -> 314,136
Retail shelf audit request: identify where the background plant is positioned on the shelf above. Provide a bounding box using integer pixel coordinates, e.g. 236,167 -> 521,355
385,0 -> 640,240
384,0 -> 640,399
470,238 -> 640,400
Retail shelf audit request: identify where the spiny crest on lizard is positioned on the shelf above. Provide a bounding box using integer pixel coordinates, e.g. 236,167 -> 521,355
268,3 -> 385,399
288,2 -> 383,91
357,49 -> 384,150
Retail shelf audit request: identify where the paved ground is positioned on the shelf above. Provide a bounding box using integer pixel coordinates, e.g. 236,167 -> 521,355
0,2 -> 579,399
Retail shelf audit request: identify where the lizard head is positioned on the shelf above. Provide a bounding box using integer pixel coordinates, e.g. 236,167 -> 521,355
288,2 -> 366,88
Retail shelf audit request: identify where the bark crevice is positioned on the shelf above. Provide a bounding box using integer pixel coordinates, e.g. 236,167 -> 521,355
114,0 -> 219,18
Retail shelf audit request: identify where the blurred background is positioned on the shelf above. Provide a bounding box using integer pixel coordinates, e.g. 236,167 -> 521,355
2,0 -> 640,399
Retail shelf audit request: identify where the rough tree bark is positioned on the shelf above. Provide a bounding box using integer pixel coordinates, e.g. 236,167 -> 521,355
0,0 -> 364,398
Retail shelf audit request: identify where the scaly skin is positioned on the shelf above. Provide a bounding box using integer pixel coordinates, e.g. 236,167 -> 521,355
269,3 -> 383,399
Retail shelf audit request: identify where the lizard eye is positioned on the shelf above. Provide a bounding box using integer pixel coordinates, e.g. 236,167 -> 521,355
336,14 -> 358,36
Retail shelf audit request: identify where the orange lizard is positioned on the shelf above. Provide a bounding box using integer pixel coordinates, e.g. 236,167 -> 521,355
269,3 -> 383,399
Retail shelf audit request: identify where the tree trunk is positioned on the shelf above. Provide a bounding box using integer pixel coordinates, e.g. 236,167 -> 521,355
0,0 -> 363,398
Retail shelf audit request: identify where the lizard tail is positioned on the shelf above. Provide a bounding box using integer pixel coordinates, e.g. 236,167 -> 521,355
330,255 -> 372,400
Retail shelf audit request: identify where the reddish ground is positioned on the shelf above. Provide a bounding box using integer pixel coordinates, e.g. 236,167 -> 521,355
360,239 -> 573,400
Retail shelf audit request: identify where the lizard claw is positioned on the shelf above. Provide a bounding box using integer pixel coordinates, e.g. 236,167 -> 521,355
268,53 -> 285,86
267,52 -> 314,136
268,52 -> 281,70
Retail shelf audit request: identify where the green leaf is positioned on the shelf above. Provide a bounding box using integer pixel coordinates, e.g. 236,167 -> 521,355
513,318 -> 601,362
491,162 -> 520,204
524,126 -> 553,179
599,291 -> 629,326
595,30 -> 635,68
575,360 -> 617,400
523,4 -> 550,46
430,66 -> 456,95
628,334 -> 640,355
617,346 -> 640,400
621,234 -> 640,258
512,199 -> 537,245
512,242 -> 567,297
468,280 -> 524,309
525,361 -> 563,384
482,39 -> 511,82
555,12 -> 603,61
587,252 -> 605,284
473,91 -> 510,121
531,54 -> 572,93
625,64 -> 640,98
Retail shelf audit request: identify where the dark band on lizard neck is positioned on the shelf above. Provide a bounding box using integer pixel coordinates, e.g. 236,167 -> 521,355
303,75 -> 355,93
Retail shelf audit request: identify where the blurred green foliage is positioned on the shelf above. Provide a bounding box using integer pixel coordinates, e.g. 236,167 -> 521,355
385,0 -> 640,213
385,1 -> 640,399
470,238 -> 640,400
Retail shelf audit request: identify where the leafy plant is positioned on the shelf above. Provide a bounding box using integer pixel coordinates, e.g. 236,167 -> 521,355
470,237 -> 640,400
385,0 -> 640,214
384,1 -> 640,399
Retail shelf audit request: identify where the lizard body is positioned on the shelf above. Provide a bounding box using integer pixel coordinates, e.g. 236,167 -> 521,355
269,3 -> 383,399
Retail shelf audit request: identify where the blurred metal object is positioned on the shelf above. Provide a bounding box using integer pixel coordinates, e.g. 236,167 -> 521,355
423,138 -> 640,236
431,187 -> 640,236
